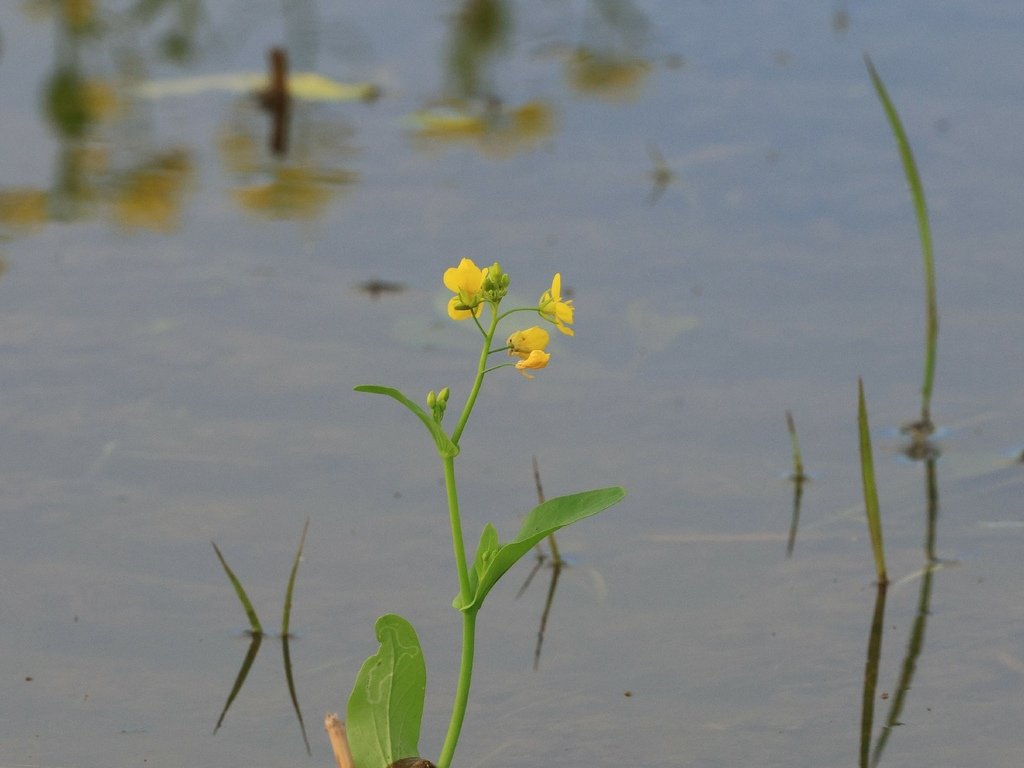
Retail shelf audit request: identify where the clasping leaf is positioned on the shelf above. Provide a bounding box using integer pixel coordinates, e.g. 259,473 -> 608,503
454,486 -> 625,612
346,614 -> 427,768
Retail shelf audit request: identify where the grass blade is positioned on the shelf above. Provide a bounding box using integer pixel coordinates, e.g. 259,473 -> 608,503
212,541 -> 263,634
281,517 -> 310,638
865,55 -> 938,428
786,410 -> 807,481
857,378 -> 888,585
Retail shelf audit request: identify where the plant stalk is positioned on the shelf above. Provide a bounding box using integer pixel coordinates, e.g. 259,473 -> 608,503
437,610 -> 477,768
451,308 -> 500,445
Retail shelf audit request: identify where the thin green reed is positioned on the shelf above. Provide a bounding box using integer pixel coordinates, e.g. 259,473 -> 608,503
785,410 -> 806,481
865,55 -> 938,430
857,378 -> 888,585
212,541 -> 263,635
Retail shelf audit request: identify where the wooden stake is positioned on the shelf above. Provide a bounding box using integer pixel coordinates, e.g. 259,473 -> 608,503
325,713 -> 354,768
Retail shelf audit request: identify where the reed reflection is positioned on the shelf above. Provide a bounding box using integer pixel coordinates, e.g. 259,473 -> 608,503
561,0 -> 652,101
857,451 -> 943,766
783,411 -> 810,558
515,456 -> 568,669
0,1 -> 197,237
211,520 -> 311,754
409,0 -> 554,156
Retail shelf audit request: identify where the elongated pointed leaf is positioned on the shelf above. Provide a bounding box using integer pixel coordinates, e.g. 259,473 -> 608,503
865,55 -> 938,422
355,385 -> 459,458
455,486 -> 625,612
211,541 -> 262,634
346,614 -> 427,768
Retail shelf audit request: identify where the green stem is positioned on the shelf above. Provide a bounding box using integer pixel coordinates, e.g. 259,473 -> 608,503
442,455 -> 472,613
437,610 -> 477,768
451,307 -> 500,445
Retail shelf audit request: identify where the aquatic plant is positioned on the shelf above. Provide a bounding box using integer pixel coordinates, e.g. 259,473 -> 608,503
212,519 -> 311,751
865,55 -> 938,437
857,379 -> 888,585
784,410 -> 808,557
343,259 -> 624,768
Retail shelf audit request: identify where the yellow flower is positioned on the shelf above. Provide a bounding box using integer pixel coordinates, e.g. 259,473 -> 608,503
444,258 -> 489,319
515,349 -> 550,379
538,273 -> 575,336
507,326 -> 550,359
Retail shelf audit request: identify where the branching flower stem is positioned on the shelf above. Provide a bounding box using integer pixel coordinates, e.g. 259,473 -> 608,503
438,306 -> 501,768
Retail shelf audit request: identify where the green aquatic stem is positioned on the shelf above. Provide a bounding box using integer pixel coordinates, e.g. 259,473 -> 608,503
857,378 -> 888,585
865,55 -> 938,427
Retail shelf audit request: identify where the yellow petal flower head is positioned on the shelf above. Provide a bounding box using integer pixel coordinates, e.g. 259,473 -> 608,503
444,258 -> 489,320
507,326 -> 550,359
538,272 -> 575,336
515,349 -> 551,379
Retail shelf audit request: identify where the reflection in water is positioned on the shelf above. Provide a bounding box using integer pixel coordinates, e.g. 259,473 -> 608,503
259,47 -> 292,156
212,43 -> 366,220
0,0 -> 199,236
514,457 -> 569,669
859,583 -> 887,768
211,521 -> 311,753
409,100 -> 555,157
645,143 -> 673,205
214,630 -> 262,735
783,411 -> 810,558
220,96 -> 360,220
559,0 -> 653,101
111,149 -> 194,232
411,0 -> 552,157
445,0 -> 511,102
564,47 -> 650,101
859,452 -> 942,767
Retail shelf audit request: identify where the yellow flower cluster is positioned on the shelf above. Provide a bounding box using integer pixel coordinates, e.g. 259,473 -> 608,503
442,258 -> 576,378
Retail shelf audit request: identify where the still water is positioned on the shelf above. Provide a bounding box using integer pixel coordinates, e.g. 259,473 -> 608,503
1,2 -> 1023,767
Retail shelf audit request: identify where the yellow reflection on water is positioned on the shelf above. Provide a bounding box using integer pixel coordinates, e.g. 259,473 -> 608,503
409,99 -> 555,157
232,165 -> 356,221
0,189 -> 49,232
565,47 -> 651,101
111,149 -> 194,233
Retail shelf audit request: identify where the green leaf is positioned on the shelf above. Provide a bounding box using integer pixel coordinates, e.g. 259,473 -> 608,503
454,486 -> 625,612
865,55 -> 938,423
355,385 -> 459,458
346,614 -> 427,768
211,541 -> 262,634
